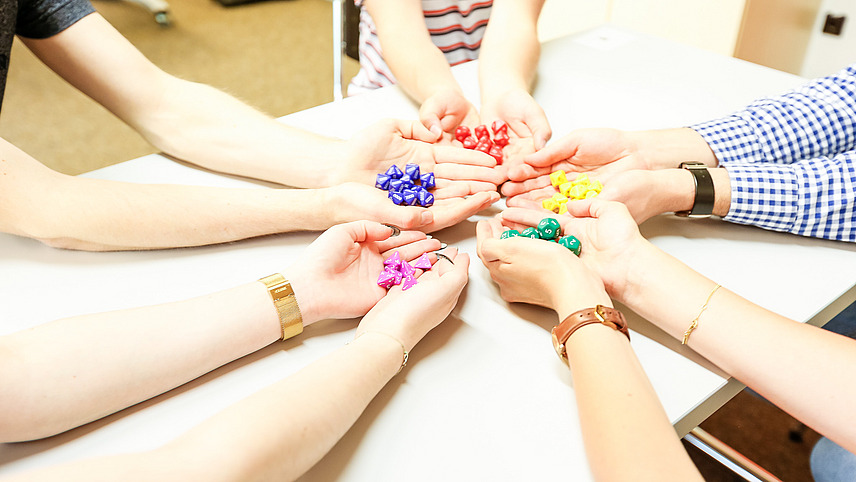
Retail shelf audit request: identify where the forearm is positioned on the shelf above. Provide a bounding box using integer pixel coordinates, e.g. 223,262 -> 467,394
7,171 -> 332,250
566,325 -> 702,481
619,242 -> 856,451
135,79 -> 349,188
0,281 -> 281,442
0,334 -> 401,481
626,128 -> 718,169
692,64 -> 856,165
366,0 -> 460,102
722,154 -> 856,241
478,0 -> 543,103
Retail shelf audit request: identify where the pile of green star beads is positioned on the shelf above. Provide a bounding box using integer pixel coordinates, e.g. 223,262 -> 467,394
498,217 -> 582,256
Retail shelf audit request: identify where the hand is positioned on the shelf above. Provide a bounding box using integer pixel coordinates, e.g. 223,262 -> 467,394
325,183 -> 500,234
419,88 -> 481,141
503,128 -> 645,197
356,248 -> 470,351
476,217 -> 609,315
480,87 -> 551,151
498,201 -> 648,300
342,119 -> 505,197
283,221 -> 443,325
505,170 -> 689,224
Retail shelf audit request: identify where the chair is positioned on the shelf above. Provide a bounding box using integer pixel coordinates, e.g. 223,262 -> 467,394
332,0 -> 361,101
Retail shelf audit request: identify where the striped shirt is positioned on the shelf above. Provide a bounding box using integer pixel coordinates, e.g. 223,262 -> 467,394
691,63 -> 856,241
349,0 -> 493,94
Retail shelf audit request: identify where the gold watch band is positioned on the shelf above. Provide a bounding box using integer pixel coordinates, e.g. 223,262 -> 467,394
259,273 -> 303,341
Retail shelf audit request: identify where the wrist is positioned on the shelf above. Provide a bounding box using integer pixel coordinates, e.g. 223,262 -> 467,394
277,268 -> 320,327
614,240 -> 666,309
548,259 -> 612,319
655,168 -> 697,214
629,128 -> 718,170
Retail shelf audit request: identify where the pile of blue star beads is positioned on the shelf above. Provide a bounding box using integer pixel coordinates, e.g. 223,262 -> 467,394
500,217 -> 582,256
377,252 -> 433,291
376,164 -> 436,207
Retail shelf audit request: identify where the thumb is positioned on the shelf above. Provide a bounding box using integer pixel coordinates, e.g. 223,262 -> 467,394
383,205 -> 434,230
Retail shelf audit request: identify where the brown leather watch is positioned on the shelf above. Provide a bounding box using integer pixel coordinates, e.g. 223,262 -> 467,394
551,305 -> 630,364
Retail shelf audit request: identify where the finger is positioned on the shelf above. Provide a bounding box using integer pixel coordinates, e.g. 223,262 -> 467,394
379,205 -> 434,230
384,238 -> 442,262
337,220 -> 397,244
500,175 -> 552,197
499,207 -> 550,230
434,162 -> 506,185
429,246 -> 459,276
430,191 -> 500,227
506,163 -> 551,183
505,195 -> 547,211
418,112 -> 444,141
434,179 -> 500,199
433,145 -> 497,167
375,230 -> 428,252
524,137 -> 577,168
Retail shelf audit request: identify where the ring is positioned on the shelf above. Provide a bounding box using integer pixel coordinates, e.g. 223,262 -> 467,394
435,253 -> 454,265
383,224 -> 401,237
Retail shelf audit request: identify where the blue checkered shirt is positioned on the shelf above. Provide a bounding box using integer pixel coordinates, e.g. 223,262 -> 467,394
691,64 -> 856,242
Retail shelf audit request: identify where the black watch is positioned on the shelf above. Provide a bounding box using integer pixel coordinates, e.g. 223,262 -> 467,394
675,161 -> 714,218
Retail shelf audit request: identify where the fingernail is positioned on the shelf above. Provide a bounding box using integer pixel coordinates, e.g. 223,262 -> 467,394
439,242 -> 448,249
420,212 -> 433,224
383,224 -> 401,236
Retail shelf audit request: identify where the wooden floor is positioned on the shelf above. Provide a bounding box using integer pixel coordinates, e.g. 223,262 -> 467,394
0,1 -> 825,479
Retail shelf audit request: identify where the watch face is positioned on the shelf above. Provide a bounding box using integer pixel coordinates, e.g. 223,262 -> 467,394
550,329 -> 568,364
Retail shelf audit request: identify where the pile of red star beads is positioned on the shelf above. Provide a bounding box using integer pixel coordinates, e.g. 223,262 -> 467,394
377,251 -> 434,291
455,120 -> 509,165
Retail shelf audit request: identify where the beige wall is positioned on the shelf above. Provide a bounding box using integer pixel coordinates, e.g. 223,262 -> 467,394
735,0 -> 822,74
609,0 -> 747,56
537,0 -> 610,42
538,0 -> 747,56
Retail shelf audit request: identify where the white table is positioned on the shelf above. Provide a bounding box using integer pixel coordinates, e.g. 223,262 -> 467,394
3,25 -> 856,481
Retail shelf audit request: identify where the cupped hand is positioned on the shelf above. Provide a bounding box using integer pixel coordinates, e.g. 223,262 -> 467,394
356,248 -> 470,351
476,217 -> 609,314
283,221 -> 442,325
505,170 -> 675,224
326,183 -> 499,234
419,88 -> 481,140
498,201 -> 648,300
506,128 -> 647,187
480,88 -> 551,151
342,119 -> 505,196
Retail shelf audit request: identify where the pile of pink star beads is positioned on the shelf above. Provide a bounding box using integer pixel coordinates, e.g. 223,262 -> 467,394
541,171 -> 603,214
377,251 -> 434,291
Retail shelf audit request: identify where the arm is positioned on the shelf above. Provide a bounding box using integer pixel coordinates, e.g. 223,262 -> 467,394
363,0 -> 480,137
692,63 -> 856,166
22,14 -> 493,189
475,220 -> 702,480
0,139 -> 451,249
503,201 -> 856,453
0,222 -> 440,441
4,249 -> 470,482
477,0 -> 550,150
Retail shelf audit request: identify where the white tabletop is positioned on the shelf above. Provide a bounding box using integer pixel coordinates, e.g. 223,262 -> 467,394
3,25 -> 856,481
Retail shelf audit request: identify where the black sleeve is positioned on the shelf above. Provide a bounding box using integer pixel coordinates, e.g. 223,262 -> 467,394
17,0 -> 96,39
